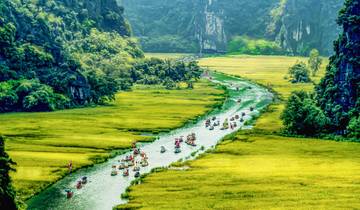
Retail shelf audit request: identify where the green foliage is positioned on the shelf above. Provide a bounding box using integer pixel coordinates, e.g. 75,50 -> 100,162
0,79 -> 70,112
0,136 -> 17,210
316,0 -> 360,134
140,36 -> 198,53
281,91 -> 329,136
347,116 -> 360,139
308,49 -> 322,76
130,59 -> 202,86
288,61 -> 311,83
227,36 -> 285,55
0,0 -> 145,112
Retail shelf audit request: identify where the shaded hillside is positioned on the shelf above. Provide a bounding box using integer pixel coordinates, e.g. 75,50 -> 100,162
120,0 -> 343,55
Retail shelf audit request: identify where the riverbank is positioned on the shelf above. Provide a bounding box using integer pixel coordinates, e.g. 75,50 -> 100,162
2,80 -> 224,202
117,55 -> 360,209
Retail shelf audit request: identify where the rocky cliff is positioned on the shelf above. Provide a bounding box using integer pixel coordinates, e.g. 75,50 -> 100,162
316,0 -> 359,132
120,0 -> 343,55
194,0 -> 227,53
270,0 -> 344,55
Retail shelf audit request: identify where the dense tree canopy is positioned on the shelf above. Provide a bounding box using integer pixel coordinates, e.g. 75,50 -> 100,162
0,136 -> 17,210
0,0 -> 202,113
281,91 -> 329,136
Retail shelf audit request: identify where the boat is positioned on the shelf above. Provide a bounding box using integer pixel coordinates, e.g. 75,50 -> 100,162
76,181 -> 82,189
133,166 -> 141,172
235,115 -> 240,119
174,147 -> 181,153
141,160 -> 149,167
118,163 -> 126,170
81,176 -> 87,184
111,170 -> 118,176
128,161 -> 134,167
65,189 -> 74,199
160,146 -> 166,153
134,171 -> 141,178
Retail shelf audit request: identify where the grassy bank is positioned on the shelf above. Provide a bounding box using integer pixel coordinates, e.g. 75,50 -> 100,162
144,53 -> 193,60
1,80 -> 224,201
117,55 -> 360,209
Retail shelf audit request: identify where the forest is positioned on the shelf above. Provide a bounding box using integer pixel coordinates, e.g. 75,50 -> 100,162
0,0 -> 200,113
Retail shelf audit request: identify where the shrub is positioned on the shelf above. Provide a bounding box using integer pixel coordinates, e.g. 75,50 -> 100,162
288,62 -> 311,83
227,36 -> 285,55
347,116 -> 360,139
308,49 -> 322,76
281,91 -> 329,136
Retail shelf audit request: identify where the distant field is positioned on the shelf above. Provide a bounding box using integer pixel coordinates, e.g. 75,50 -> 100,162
1,80 -> 224,200
145,53 -> 193,60
199,55 -> 327,99
118,55 -> 360,209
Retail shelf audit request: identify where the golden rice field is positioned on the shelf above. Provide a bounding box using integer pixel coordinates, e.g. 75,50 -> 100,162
199,55 -> 328,99
1,81 -> 224,201
119,132 -> 360,210
117,55 -> 360,209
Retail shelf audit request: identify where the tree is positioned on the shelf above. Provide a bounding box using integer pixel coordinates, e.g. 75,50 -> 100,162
281,91 -> 329,136
347,116 -> 360,139
288,61 -> 311,83
308,49 -> 322,76
0,136 -> 17,210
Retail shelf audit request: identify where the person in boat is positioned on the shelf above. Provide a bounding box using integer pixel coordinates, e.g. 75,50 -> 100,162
141,158 -> 149,167
123,169 -> 129,177
160,146 -> 166,153
133,165 -> 140,172
81,176 -> 87,184
175,141 -> 181,148
179,136 -> 184,142
76,180 -> 82,189
250,107 -> 254,111
242,112 -> 246,117
174,147 -> 181,153
240,118 -> 244,122
209,126 -> 214,130
212,116 -> 216,121
129,155 -> 134,161
119,163 -> 125,170
127,160 -> 134,167
134,171 -> 140,178
65,189 -> 73,199
111,170 -> 118,176
68,160 -> 73,173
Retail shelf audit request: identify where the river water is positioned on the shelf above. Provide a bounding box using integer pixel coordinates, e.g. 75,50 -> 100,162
27,72 -> 273,210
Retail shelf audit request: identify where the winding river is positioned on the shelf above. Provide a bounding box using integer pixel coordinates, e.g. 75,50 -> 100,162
27,72 -> 273,210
